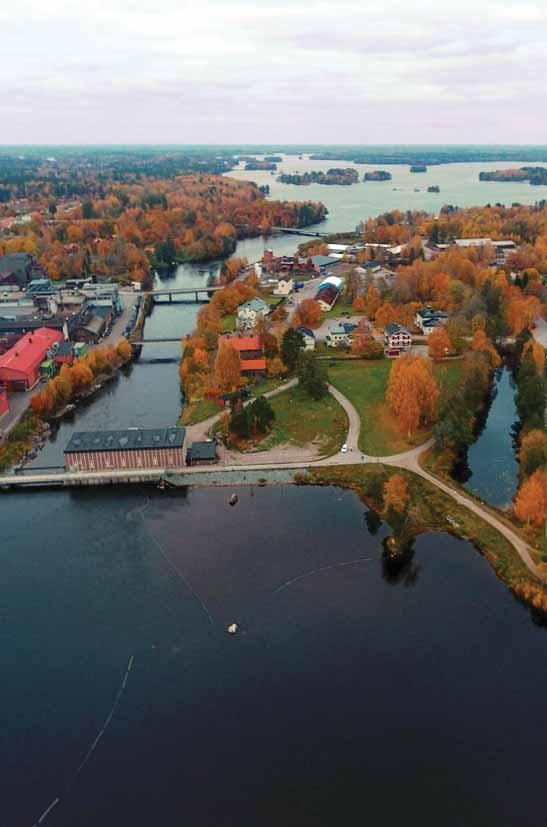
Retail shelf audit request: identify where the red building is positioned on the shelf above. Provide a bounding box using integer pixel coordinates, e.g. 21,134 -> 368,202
0,327 -> 64,391
0,387 -> 9,418
219,334 -> 266,375
64,427 -> 187,472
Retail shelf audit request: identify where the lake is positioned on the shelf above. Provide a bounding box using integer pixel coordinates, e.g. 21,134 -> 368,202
2,483 -> 547,827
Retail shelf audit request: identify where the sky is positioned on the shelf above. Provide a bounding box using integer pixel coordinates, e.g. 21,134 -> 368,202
2,0 -> 547,144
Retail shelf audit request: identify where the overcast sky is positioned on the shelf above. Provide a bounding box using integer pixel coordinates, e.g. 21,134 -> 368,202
2,0 -> 546,144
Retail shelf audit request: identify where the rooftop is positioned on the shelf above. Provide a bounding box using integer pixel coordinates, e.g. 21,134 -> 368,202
220,334 -> 261,352
0,327 -> 63,374
65,427 -> 186,454
385,323 -> 411,335
188,441 -> 217,461
239,297 -> 269,313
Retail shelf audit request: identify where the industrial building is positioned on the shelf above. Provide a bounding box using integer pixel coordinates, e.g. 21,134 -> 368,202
64,427 -> 187,472
0,327 -> 64,390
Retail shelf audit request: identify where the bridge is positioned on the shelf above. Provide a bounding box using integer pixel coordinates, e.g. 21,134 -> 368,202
235,223 -> 331,239
147,286 -> 223,303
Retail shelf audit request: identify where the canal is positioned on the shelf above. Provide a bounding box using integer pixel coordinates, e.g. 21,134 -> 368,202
461,367 -> 519,508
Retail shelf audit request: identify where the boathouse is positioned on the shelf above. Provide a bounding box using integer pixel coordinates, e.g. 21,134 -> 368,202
64,427 -> 186,472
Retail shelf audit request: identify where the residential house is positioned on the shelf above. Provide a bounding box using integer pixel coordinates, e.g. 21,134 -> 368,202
220,334 -> 267,376
272,278 -> 294,296
325,322 -> 357,348
237,297 -> 270,330
384,323 -> 412,356
415,307 -> 449,335
297,326 -> 316,351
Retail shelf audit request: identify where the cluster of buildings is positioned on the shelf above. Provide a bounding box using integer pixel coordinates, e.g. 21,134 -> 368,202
64,426 -> 219,472
424,237 -> 518,266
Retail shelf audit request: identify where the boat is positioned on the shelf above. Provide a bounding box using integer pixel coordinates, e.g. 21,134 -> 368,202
229,493 -> 239,506
227,623 -> 238,635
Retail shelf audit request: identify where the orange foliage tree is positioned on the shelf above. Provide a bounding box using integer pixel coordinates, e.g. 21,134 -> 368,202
427,327 -> 453,360
386,354 -> 440,438
471,329 -> 501,368
522,339 -> 545,375
514,469 -> 546,527
383,474 -> 409,514
294,299 -> 322,328
214,341 -> 241,393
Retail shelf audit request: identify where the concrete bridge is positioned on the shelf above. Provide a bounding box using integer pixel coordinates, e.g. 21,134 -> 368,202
147,286 -> 223,303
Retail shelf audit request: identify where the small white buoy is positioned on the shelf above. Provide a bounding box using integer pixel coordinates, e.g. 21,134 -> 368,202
227,623 -> 238,635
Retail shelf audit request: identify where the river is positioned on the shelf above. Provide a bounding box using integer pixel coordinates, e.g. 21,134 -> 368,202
1,162 -> 541,825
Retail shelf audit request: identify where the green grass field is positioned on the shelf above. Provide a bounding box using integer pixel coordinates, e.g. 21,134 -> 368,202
328,358 -> 463,456
180,398 -> 222,426
255,385 -> 347,456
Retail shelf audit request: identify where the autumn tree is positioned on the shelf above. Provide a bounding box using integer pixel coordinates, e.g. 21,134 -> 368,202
427,326 -> 453,360
514,469 -> 546,527
471,329 -> 501,368
294,298 -> 322,328
519,429 -> 547,478
383,474 -> 409,515
386,354 -> 440,438
215,340 -> 241,394
116,337 -> 133,363
365,285 -> 380,318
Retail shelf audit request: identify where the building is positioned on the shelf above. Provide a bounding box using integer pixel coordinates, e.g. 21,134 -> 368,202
220,334 -> 267,375
186,441 -> 218,466
415,307 -> 449,335
424,237 -> 518,265
0,253 -> 45,288
52,340 -> 75,367
0,327 -> 64,390
272,278 -> 294,296
297,326 -> 316,351
310,255 -> 340,273
0,387 -> 9,418
384,323 -> 412,356
237,297 -> 270,330
64,427 -> 187,472
325,322 -> 357,348
314,276 -> 343,313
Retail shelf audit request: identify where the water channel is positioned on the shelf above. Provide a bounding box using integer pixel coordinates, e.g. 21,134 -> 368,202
1,160 -> 542,825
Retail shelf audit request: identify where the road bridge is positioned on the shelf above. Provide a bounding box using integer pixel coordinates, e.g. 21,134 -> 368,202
147,286 -> 223,303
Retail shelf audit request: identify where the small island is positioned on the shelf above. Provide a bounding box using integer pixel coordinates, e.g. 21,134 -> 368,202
245,160 -> 277,171
410,165 -> 427,173
479,167 -> 547,186
364,170 -> 392,181
277,168 -> 359,186
428,185 -> 440,193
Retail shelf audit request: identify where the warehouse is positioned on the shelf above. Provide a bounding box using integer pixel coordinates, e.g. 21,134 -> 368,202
0,327 -> 64,390
64,427 -> 186,472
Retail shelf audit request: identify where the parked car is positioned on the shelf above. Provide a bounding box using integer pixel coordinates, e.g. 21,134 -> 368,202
341,443 -> 348,453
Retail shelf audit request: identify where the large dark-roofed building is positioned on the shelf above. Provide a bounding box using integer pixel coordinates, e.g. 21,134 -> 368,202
64,427 -> 186,472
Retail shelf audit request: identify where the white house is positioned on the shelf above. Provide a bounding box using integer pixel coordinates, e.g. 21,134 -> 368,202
297,326 -> 316,351
237,297 -> 270,330
384,323 -> 412,356
273,277 -> 294,297
325,322 -> 356,348
415,307 -> 448,335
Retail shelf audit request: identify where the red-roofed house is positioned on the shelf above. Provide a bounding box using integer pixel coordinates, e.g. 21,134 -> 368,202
0,327 -> 64,391
219,334 -> 266,375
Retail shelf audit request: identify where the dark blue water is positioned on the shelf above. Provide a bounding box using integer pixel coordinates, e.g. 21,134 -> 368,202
464,367 -> 519,508
2,484 -> 546,827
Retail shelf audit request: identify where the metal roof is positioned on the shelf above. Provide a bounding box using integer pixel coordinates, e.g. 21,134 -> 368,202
188,441 -> 217,461
65,427 -> 186,454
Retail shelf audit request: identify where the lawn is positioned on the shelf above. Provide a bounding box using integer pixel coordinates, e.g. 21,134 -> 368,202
328,358 -> 463,456
221,313 -> 236,332
253,384 -> 347,456
321,303 -> 367,321
180,398 -> 222,426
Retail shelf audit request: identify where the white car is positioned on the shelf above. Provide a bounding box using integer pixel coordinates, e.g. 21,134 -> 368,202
341,443 -> 348,453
